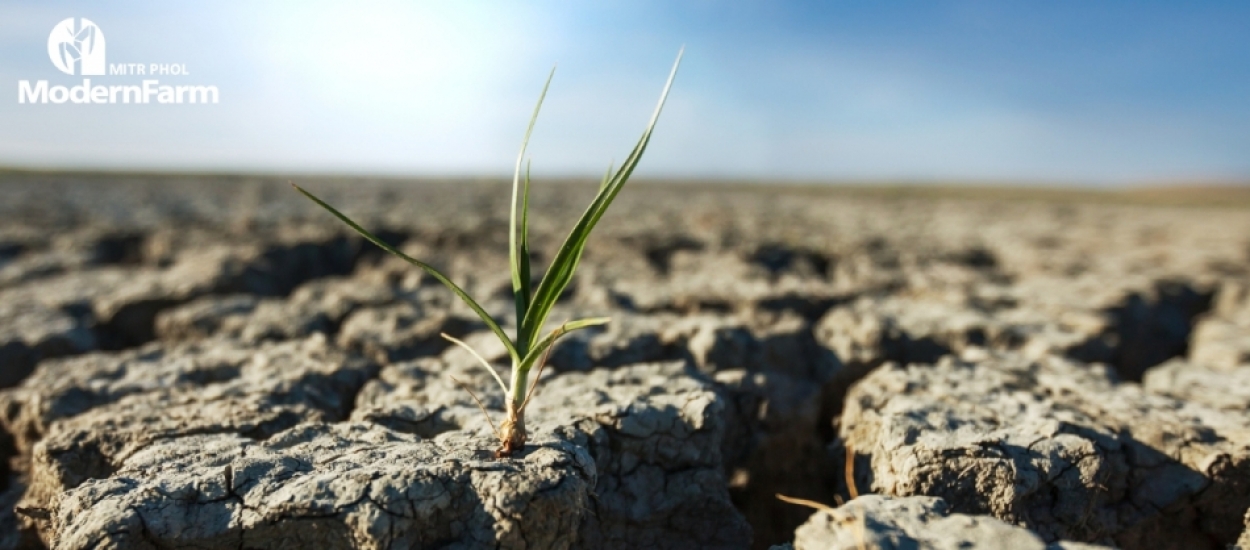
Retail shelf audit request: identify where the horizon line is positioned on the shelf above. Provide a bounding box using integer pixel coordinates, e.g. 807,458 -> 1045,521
2,165 -> 1248,190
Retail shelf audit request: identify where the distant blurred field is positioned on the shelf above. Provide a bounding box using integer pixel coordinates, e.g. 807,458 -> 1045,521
6,168 -> 1247,208
659,179 -> 1250,208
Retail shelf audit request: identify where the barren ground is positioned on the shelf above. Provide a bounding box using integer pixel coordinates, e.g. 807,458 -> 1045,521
1,173 -> 1249,549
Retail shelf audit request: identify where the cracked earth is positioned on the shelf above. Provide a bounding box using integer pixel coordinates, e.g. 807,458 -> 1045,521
1,174 -> 1249,549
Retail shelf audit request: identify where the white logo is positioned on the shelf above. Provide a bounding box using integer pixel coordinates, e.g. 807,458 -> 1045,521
20,17 -> 218,105
47,18 -> 106,76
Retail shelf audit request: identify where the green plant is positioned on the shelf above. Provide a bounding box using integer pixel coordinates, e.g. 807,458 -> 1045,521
292,51 -> 681,457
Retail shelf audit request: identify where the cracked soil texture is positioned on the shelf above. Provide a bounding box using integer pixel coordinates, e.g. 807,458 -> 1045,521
1,175 -> 1249,549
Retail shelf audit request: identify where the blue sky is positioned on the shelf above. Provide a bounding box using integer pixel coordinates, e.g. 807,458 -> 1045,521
1,1 -> 1248,185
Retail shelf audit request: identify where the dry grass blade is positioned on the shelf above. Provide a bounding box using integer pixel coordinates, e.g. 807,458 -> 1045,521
450,376 -> 502,442
775,492 -> 870,550
846,444 -> 867,550
440,332 -> 509,395
775,494 -> 835,512
774,446 -> 870,550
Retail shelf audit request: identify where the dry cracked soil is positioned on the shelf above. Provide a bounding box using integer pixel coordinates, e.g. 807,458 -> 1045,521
1,173 -> 1249,549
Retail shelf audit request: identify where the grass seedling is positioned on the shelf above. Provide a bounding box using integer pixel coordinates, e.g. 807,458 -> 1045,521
292,50 -> 682,458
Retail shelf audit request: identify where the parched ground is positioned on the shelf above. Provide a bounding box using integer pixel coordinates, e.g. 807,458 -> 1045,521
0,173 -> 1248,549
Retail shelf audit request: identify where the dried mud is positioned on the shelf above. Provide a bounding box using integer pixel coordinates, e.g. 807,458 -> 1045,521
1,174 -> 1248,549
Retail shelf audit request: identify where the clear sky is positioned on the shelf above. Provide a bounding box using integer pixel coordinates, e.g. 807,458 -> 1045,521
1,1 -> 1248,185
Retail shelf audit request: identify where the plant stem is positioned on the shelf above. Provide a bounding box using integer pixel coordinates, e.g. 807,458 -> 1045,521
509,360 -> 528,411
497,362 -> 529,457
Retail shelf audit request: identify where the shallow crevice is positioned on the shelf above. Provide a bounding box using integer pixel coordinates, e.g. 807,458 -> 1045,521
719,379 -> 840,550
636,299 -> 735,316
747,243 -> 833,281
1,474 -> 43,550
416,223 -> 507,251
710,349 -> 847,547
0,345 -> 36,391
814,360 -> 887,444
356,409 -> 462,440
341,312 -> 480,366
623,235 -> 704,276
945,246 -> 999,270
84,232 -> 412,355
1073,280 -> 1215,381
547,327 -> 691,374
95,298 -> 182,350
0,243 -> 26,264
0,430 -> 13,495
719,311 -> 965,548
233,236 -> 362,297
755,294 -> 847,322
85,232 -> 147,266
327,356 -> 384,425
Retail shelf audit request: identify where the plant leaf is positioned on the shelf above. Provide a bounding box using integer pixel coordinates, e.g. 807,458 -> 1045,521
440,332 -> 510,395
292,183 -> 519,363
511,68 -> 555,354
599,161 -> 614,193
520,49 -> 682,344
517,317 -> 610,376
519,159 -> 532,339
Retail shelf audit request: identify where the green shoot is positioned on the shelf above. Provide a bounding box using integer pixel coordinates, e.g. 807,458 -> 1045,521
292,49 -> 682,457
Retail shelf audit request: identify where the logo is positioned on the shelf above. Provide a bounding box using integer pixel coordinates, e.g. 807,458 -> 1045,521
18,17 -> 219,105
48,18 -> 106,76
